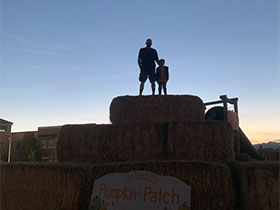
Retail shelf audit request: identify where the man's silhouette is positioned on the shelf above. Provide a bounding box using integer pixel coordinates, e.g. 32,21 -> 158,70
138,39 -> 159,95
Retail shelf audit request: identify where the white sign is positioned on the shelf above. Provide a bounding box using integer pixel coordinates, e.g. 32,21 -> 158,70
89,170 -> 191,210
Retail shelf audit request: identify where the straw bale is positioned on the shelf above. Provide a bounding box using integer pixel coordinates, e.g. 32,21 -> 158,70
57,123 -> 168,163
57,121 -> 235,164
231,161 -> 280,210
0,161 -> 234,210
109,95 -> 205,124
168,121 -> 235,163
262,149 -> 280,161
0,162 -> 94,210
90,160 -> 235,210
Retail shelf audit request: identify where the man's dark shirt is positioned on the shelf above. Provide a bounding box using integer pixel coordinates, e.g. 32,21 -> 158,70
138,47 -> 159,70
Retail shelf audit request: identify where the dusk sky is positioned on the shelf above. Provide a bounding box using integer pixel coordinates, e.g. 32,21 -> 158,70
1,0 -> 279,144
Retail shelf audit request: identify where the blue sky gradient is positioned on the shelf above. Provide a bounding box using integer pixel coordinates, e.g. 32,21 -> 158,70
1,0 -> 279,143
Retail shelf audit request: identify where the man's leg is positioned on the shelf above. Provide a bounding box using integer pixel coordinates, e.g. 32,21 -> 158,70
163,83 -> 167,95
139,82 -> 144,96
139,71 -> 147,96
148,70 -> 156,95
151,82 -> 155,95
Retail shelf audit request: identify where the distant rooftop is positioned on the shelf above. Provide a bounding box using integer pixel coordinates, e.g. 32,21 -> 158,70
0,118 -> 13,124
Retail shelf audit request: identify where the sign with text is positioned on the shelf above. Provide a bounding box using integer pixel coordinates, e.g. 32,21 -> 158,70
89,170 -> 191,210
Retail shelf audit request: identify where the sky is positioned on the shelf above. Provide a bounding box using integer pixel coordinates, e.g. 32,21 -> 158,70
1,0 -> 279,144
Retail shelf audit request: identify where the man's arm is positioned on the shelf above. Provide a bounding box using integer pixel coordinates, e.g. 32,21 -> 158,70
138,49 -> 142,68
155,50 -> 160,65
138,57 -> 142,68
155,67 -> 159,81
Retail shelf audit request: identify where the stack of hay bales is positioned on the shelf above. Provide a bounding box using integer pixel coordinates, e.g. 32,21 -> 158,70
110,95 -> 205,124
56,95 -> 236,210
0,163 -> 94,210
91,161 -> 235,210
0,161 -> 235,210
57,121 -> 235,164
231,161 -> 279,210
8,95 -> 278,210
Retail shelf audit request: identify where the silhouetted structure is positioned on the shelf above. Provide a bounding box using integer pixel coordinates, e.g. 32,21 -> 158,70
0,118 -> 13,162
204,99 -> 263,160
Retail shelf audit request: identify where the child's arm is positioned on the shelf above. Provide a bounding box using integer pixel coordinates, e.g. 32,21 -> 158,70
166,67 -> 169,81
155,67 -> 160,81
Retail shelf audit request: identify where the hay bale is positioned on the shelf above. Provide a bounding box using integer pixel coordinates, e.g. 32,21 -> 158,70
231,161 -> 280,210
57,121 -> 234,164
0,161 -> 234,210
90,160 -> 235,210
57,123 -> 168,163
262,149 -> 280,161
109,95 -> 205,124
0,163 -> 94,210
168,121 -> 235,163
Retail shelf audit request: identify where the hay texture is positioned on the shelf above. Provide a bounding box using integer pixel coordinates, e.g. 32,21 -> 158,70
57,123 -> 168,163
0,161 -> 234,210
231,161 -> 280,210
168,121 -> 235,163
0,163 -> 94,210
109,95 -> 205,124
91,160 -> 235,210
57,121 -> 234,164
262,149 -> 280,161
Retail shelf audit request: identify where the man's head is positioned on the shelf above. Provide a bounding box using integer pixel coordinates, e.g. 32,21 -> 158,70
146,39 -> 152,48
159,59 -> 165,66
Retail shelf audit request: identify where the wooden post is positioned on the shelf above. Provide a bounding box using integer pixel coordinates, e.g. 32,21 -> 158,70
233,98 -> 238,114
220,95 -> 228,122
0,143 -> 2,162
8,135 -> 11,163
205,95 -> 240,153
259,145 -> 263,155
234,99 -> 240,153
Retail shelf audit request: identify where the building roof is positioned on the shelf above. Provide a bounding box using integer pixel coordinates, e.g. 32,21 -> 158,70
12,131 -> 37,135
0,118 -> 13,124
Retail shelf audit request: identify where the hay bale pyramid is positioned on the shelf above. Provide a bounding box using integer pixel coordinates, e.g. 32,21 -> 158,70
1,95 -> 278,210
56,95 -> 236,210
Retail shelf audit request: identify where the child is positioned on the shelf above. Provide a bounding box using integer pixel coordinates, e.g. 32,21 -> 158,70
156,59 -> 169,95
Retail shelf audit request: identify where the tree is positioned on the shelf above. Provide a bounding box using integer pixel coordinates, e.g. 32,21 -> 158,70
19,132 -> 37,161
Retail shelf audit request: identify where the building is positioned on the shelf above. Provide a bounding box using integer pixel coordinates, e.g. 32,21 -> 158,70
1,119 -> 63,162
0,118 -> 13,162
11,131 -> 38,162
37,126 -> 61,162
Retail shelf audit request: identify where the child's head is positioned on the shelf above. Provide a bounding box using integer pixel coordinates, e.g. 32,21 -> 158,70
159,59 -> 165,66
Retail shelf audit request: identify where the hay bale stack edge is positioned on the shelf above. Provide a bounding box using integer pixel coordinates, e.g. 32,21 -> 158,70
230,161 -> 279,210
0,163 -> 94,210
57,123 -> 167,163
110,95 -> 205,124
57,121 -> 235,164
0,161 -> 235,210
92,160 -> 235,210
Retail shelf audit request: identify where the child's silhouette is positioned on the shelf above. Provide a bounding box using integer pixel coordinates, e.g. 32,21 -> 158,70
156,59 -> 169,95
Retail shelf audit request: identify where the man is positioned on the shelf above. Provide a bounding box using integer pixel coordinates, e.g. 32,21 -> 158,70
138,39 -> 159,95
